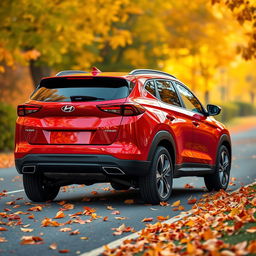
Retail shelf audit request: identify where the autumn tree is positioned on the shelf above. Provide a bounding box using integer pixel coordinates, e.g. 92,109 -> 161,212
0,0 -> 135,86
212,0 -> 256,60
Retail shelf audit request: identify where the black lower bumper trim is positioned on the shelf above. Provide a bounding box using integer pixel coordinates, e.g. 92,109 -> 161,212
15,154 -> 150,177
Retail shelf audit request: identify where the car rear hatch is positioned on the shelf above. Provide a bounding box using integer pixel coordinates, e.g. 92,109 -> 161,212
23,76 -> 130,145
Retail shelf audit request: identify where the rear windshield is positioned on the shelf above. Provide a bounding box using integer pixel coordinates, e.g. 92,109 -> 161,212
31,77 -> 129,102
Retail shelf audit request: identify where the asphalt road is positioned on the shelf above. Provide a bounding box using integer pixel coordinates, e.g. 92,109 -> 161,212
0,128 -> 255,256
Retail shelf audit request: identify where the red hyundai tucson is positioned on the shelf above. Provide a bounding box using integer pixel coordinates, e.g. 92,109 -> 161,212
15,68 -> 232,204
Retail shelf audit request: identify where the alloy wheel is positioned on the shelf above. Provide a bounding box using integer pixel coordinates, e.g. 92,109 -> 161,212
156,154 -> 171,198
219,150 -> 230,187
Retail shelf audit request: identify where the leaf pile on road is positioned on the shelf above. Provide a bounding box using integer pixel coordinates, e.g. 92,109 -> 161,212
0,153 -> 14,168
103,184 -> 256,256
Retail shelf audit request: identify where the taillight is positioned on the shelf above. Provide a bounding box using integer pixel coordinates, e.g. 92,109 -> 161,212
17,104 -> 41,116
97,103 -> 145,116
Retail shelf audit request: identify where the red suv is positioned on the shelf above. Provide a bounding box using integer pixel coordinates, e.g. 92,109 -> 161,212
15,69 -> 231,204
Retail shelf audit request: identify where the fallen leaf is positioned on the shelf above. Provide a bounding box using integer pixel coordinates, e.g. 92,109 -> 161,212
178,206 -> 185,211
57,201 -> 66,206
187,197 -> 197,204
59,227 -> 72,232
28,206 -> 42,212
160,201 -> 169,206
54,211 -> 65,219
62,204 -> 74,210
0,227 -> 8,231
20,236 -> 44,245
184,184 -> 195,189
41,218 -> 61,227
59,249 -> 70,253
107,206 -> 114,210
247,240 -> 256,253
21,228 -> 34,233
49,242 -> 58,250
157,216 -> 169,221
6,201 -> 15,205
80,237 -> 88,240
220,250 -> 236,256
187,242 -> 196,254
171,200 -> 180,207
115,217 -> 128,220
70,229 -> 80,235
246,227 -> 256,233
112,224 -> 132,235
103,216 -> 108,221
202,228 -> 214,240
111,211 -> 120,215
141,217 -> 153,222
0,237 -> 7,243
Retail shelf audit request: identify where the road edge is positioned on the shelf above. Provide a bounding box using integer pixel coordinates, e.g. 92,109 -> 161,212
80,181 -> 256,256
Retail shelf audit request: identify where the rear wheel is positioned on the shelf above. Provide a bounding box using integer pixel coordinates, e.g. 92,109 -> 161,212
110,182 -> 130,191
204,145 -> 231,191
139,146 -> 173,204
23,173 -> 60,202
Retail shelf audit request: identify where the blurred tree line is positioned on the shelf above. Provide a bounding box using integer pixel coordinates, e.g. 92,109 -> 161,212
0,1 -> 254,90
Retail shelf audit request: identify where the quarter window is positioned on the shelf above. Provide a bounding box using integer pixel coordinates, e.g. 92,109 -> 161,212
156,80 -> 181,107
145,80 -> 156,97
175,83 -> 203,113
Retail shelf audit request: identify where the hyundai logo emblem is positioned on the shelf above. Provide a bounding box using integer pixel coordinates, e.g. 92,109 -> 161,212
61,105 -> 75,113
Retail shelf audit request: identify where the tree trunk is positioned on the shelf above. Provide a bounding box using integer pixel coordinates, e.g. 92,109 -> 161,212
250,91 -> 255,105
29,60 -> 51,88
204,90 -> 209,104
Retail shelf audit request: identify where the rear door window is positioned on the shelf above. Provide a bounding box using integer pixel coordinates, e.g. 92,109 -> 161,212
31,77 -> 129,102
156,80 -> 181,107
144,80 -> 157,97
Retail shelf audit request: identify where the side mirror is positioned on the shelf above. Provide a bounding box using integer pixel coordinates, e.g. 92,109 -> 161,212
207,104 -> 221,116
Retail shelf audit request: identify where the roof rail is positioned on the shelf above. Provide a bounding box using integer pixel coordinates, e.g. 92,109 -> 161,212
129,69 -> 176,79
55,70 -> 89,76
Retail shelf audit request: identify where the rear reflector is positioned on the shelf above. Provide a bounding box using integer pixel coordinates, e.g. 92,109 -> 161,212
17,104 -> 41,116
97,103 -> 145,116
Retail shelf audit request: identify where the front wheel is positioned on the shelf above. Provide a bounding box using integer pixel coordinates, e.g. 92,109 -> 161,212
204,145 -> 231,191
23,173 -> 60,202
139,146 -> 173,204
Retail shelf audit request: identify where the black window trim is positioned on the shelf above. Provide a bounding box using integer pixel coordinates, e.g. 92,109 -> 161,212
172,81 -> 207,116
143,79 -> 159,99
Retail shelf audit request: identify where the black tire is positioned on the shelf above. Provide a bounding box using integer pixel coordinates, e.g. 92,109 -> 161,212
204,145 -> 231,191
23,173 -> 60,202
110,182 -> 130,191
139,146 -> 173,204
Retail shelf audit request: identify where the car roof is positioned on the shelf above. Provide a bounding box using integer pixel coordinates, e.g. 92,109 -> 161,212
45,69 -> 179,82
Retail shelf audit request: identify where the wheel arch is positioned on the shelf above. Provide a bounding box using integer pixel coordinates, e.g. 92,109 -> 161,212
217,134 -> 232,164
147,131 -> 176,169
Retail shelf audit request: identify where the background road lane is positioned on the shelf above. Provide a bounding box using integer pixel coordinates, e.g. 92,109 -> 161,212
0,128 -> 255,256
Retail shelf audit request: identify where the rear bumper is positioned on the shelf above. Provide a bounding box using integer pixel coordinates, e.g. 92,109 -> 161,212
15,154 -> 150,177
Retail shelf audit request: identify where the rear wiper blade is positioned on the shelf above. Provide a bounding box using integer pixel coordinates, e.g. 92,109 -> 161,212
70,96 -> 105,101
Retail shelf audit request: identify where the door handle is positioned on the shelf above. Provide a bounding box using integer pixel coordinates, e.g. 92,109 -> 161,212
166,114 -> 176,121
192,121 -> 200,127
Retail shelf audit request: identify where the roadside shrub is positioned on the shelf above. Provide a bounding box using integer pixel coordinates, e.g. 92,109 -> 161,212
214,101 -> 255,123
233,101 -> 255,116
0,103 -> 16,151
215,102 -> 239,123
